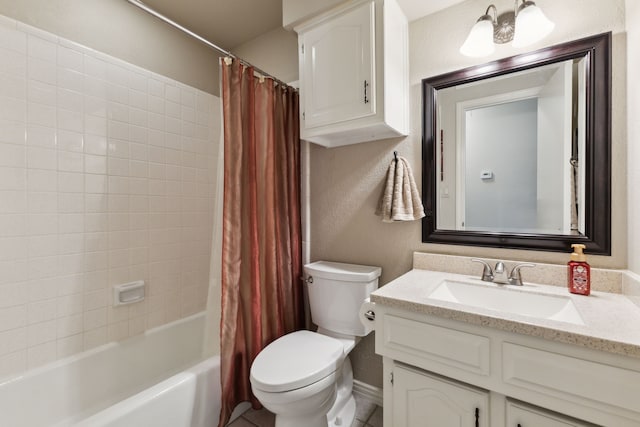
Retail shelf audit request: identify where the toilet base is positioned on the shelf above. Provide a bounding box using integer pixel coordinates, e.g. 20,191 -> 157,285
272,384 -> 336,427
325,356 -> 356,427
327,395 -> 356,427
275,414 -> 330,427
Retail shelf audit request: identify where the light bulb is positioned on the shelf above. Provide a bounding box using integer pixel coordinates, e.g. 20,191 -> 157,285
512,2 -> 555,48
460,17 -> 495,57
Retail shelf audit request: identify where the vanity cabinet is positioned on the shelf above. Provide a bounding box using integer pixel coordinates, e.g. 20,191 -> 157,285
506,400 -> 595,427
294,0 -> 408,147
393,364 -> 489,427
376,306 -> 640,427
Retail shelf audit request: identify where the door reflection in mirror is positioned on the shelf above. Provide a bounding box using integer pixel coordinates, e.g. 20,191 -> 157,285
435,59 -> 586,235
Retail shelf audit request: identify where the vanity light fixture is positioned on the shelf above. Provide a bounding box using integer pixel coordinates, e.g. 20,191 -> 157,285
460,0 -> 554,57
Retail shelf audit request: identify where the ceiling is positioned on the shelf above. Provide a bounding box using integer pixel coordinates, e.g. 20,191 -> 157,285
139,0 -> 466,51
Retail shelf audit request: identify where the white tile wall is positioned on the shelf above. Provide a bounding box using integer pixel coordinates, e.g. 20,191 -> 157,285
0,14 -> 220,380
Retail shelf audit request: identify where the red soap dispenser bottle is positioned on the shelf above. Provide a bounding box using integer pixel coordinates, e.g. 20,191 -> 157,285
568,243 -> 590,295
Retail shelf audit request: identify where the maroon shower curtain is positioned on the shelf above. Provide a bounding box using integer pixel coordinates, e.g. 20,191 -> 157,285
218,59 -> 304,427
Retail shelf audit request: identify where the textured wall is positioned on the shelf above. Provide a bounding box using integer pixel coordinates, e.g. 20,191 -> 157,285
0,15 -> 220,380
282,0 -> 344,28
231,27 -> 299,84
310,0 -> 627,389
0,0 -> 219,95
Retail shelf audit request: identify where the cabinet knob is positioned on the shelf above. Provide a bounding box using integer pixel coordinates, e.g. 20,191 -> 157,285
475,407 -> 479,427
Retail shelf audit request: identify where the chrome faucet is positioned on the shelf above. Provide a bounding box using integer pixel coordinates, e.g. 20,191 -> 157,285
471,258 -> 494,282
471,259 -> 536,286
508,263 -> 536,286
493,261 -> 508,284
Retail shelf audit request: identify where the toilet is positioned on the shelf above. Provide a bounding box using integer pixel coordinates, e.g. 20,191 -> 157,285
250,261 -> 381,427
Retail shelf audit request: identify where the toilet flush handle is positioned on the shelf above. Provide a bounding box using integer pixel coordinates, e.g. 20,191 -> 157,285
300,276 -> 313,284
364,310 -> 375,321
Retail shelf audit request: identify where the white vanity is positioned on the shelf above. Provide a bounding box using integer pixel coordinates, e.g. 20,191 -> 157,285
369,259 -> 640,427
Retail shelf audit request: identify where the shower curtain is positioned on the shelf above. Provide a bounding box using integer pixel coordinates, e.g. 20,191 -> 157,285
218,59 -> 304,427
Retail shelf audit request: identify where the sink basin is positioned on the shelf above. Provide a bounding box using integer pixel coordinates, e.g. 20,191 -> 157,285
428,280 -> 585,325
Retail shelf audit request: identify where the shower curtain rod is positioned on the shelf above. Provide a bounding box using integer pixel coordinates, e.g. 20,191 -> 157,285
125,0 -> 293,88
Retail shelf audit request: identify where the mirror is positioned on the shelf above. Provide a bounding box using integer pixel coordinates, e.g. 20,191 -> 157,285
422,32 -> 611,254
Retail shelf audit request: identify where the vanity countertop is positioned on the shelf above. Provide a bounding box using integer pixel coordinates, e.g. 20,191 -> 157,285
370,268 -> 640,359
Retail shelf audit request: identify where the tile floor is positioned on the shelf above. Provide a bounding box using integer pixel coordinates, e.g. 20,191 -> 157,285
227,394 -> 383,427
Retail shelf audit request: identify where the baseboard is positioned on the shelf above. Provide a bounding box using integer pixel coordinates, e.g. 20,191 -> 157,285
353,379 -> 383,407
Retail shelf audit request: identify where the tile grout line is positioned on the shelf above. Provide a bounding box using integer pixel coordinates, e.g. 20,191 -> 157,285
364,405 -> 382,427
239,416 -> 259,427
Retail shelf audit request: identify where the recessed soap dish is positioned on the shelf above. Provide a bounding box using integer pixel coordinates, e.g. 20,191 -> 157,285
113,280 -> 145,306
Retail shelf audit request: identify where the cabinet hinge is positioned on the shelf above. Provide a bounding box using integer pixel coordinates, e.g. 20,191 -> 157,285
302,111 -> 305,121
301,44 -> 304,54
390,372 -> 394,385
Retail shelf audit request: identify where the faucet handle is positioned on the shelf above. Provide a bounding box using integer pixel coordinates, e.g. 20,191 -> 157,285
508,263 -> 536,286
471,258 -> 494,282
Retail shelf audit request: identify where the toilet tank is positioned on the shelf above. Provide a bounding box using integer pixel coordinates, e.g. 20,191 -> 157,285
304,261 -> 381,337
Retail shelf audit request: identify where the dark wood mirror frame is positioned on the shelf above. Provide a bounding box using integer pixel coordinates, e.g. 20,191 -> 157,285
422,32 -> 611,254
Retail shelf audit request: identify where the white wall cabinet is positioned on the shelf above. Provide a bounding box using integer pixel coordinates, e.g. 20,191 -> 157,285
393,364 -> 489,427
376,306 -> 640,427
295,0 -> 408,147
299,1 -> 374,130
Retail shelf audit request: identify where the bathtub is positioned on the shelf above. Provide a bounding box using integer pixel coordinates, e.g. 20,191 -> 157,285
0,313 -> 221,427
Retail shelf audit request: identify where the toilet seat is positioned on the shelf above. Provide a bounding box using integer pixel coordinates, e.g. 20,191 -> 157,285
250,330 -> 344,393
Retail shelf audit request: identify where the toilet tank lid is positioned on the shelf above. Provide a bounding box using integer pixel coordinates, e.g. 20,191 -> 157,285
304,261 -> 381,282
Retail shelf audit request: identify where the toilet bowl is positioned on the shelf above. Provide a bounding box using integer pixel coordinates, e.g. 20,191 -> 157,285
250,261 -> 381,427
250,330 -> 344,427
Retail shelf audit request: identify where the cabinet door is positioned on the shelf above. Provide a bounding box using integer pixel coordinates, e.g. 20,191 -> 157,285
393,364 -> 489,427
506,400 -> 596,427
300,0 -> 376,129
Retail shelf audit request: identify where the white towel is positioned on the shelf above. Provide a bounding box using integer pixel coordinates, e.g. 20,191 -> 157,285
376,156 -> 426,223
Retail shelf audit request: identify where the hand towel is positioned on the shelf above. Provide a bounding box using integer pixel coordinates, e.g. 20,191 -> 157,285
376,156 -> 426,222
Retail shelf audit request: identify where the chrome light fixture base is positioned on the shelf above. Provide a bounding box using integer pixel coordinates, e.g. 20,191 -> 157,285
460,0 -> 554,57
494,11 -> 515,44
